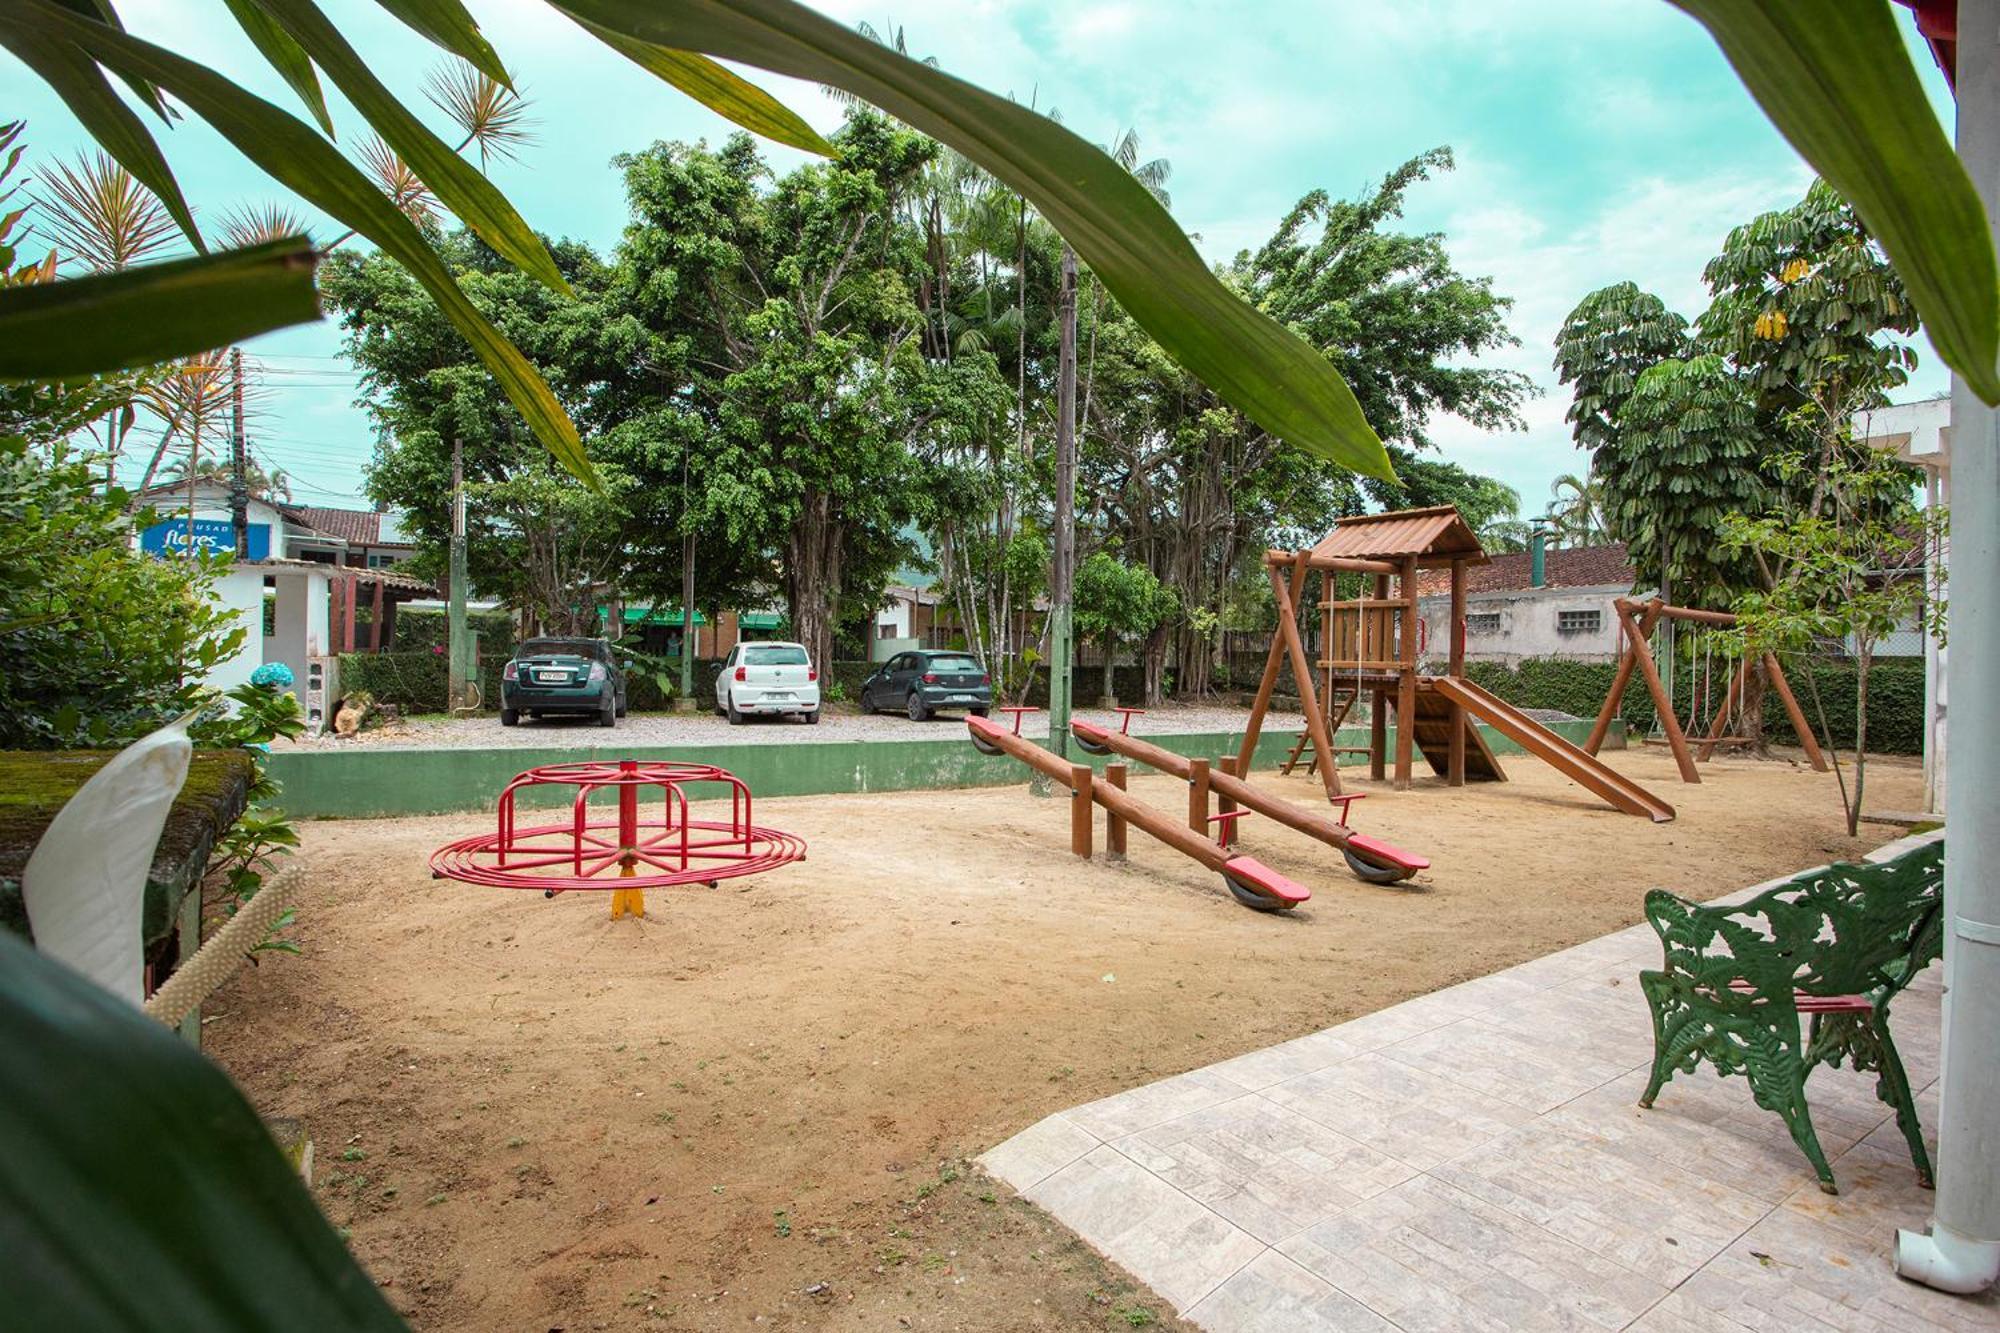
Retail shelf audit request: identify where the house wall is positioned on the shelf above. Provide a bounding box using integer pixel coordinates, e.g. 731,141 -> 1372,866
268,570 -> 329,691
1417,584 -> 1629,666
209,567 -> 268,695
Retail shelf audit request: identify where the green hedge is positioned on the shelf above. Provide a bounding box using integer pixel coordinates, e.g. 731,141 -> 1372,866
388,608 -> 516,657
1463,656 -> 1923,755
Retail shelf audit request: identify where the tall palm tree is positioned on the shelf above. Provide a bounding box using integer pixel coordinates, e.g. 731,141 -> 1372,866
160,450 -> 291,503
1547,471 -> 1611,547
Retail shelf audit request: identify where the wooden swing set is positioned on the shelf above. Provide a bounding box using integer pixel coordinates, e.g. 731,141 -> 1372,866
1584,597 -> 1829,782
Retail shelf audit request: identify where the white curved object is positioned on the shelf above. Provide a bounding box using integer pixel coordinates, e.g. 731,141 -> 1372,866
1896,1221 -> 2000,1294
21,716 -> 193,1004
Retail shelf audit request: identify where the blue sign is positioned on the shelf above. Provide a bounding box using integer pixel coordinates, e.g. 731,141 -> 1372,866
140,518 -> 271,561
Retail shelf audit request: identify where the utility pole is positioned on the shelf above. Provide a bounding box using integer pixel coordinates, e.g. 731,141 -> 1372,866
678,529 -> 697,710
229,347 -> 249,557
1047,244 -> 1079,761
448,432 -> 470,713
1897,0 -> 2000,1292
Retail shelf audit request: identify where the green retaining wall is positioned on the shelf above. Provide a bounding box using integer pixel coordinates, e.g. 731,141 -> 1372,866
267,718 -> 1621,819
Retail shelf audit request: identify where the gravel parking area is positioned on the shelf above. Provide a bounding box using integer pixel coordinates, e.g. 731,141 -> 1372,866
277,701 -> 1306,750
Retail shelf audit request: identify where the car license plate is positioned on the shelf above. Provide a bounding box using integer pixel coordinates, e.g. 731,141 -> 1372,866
534,670 -> 567,683
949,694 -> 974,703
767,690 -> 793,699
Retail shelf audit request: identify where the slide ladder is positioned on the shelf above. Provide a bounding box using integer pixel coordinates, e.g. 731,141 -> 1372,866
1423,676 -> 1676,823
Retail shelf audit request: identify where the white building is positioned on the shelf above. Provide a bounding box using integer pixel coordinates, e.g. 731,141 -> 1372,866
1413,542 -> 1639,667
133,482 -> 435,729
1855,394 -> 1950,813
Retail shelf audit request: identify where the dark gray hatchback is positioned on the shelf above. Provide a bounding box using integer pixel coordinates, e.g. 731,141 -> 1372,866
859,650 -> 992,721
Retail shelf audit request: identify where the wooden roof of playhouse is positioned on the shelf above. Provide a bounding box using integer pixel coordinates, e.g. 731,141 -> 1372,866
1307,505 -> 1489,570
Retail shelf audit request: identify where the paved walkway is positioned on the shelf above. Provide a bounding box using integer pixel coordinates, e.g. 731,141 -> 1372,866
982,831 -> 1996,1330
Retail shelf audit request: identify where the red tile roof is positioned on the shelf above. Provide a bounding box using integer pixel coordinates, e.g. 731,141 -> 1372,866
283,505 -> 396,546
1415,543 -> 1637,597
1309,505 -> 1488,565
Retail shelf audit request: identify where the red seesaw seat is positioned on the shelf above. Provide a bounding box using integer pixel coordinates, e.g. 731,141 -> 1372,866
1220,855 -> 1312,910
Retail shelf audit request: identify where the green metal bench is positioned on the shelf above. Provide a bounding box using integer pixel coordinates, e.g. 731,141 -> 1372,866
1637,839 -> 1944,1194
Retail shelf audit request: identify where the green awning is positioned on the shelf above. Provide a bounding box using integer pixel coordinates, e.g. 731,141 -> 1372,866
618,605 -> 705,626
737,612 -> 783,630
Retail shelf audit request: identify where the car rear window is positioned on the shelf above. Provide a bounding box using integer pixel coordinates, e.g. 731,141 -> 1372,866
928,656 -> 982,673
744,645 -> 809,666
521,639 -> 603,660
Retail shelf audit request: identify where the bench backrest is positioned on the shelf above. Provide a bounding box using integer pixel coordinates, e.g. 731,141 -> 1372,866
1644,839 -> 1944,1002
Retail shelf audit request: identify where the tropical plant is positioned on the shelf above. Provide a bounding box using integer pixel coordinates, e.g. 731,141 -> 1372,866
1547,472 -> 1610,547
1074,550 -> 1174,706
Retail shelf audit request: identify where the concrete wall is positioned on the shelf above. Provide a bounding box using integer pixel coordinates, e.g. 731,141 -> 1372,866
267,569 -> 329,689
266,718 -> 1623,819
209,568 -> 268,695
1418,585 -> 1628,667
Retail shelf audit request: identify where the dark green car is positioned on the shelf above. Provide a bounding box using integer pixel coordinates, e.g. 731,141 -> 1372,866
500,637 -> 626,727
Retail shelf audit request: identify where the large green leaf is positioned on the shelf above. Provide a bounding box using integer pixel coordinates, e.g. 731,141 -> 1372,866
255,0 -> 570,296
220,0 -> 336,137
0,239 -> 321,380
0,20 -> 203,250
0,930 -> 410,1332
554,0 -> 1395,480
571,16 -> 832,157
371,0 -> 511,89
1668,0 -> 2000,405
23,0 -> 593,484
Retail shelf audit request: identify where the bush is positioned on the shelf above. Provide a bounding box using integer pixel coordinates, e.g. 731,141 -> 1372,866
389,607 -> 516,657
1463,655 -> 1923,755
337,652 -> 500,714
0,441 -> 245,748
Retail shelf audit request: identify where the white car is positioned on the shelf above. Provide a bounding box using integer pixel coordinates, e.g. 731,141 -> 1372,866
714,640 -> 821,724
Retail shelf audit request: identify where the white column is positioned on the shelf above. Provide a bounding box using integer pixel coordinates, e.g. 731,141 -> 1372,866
1898,0 -> 2000,1292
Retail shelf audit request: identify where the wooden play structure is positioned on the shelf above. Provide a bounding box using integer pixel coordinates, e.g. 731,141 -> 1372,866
1240,505 -> 1676,823
1586,597 -> 1829,783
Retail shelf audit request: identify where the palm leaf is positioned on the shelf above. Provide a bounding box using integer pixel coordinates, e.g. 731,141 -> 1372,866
422,60 -> 536,165
553,0 -> 1393,478
372,0 -> 512,89
567,16 -> 832,156
0,238 -> 319,379
253,0 -> 569,295
0,19 -> 202,251
1667,0 -> 2000,405
219,0 -> 335,136
22,1 -> 593,484
33,150 -> 180,272
0,927 -> 409,1331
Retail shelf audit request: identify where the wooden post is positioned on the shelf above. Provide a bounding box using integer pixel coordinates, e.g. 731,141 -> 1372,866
1616,598 -> 1699,783
1069,764 -> 1093,859
1186,757 -> 1211,835
341,574 -> 358,654
1237,553 -> 1312,777
1764,652 -> 1831,772
1105,763 -> 1128,860
1216,756 -> 1239,848
1587,598 -> 1663,754
1395,556 -> 1418,789
1447,558 -> 1467,786
369,578 -> 384,652
1370,574 -> 1389,781
1265,559 -> 1342,797
378,596 -> 399,652
1698,656 -> 1752,761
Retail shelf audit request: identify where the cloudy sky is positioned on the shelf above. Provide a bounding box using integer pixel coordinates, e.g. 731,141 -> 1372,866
5,0 -> 1956,516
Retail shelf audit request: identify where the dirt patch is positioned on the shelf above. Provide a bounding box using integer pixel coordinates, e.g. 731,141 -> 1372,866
204,746 -> 1919,1330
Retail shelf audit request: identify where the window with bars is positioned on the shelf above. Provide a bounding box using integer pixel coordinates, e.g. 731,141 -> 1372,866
1465,612 -> 1501,634
1557,608 -> 1603,635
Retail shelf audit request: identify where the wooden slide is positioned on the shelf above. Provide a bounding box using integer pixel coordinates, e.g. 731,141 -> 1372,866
1424,676 -> 1676,823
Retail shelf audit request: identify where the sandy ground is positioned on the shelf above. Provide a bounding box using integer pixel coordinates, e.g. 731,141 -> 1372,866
279,701 -> 1305,751
205,746 -> 1922,1332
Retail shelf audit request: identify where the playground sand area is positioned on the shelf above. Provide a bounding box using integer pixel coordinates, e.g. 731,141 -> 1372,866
205,746 -> 1921,1332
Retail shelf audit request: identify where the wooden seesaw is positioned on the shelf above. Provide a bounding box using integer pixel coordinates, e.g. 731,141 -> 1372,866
1068,717 -> 1429,886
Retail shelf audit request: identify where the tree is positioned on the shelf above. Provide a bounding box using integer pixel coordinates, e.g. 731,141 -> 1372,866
1723,440 -> 1930,834
1547,472 -> 1610,547
1074,551 -> 1174,706
615,114 -> 959,670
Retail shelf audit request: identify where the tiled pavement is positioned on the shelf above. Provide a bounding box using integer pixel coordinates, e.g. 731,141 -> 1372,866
981,831 -> 1999,1330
